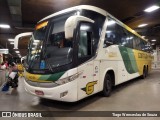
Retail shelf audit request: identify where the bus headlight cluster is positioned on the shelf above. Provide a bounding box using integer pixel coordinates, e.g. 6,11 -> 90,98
55,72 -> 82,85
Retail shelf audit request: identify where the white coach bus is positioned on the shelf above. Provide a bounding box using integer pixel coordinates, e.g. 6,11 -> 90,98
20,5 -> 152,102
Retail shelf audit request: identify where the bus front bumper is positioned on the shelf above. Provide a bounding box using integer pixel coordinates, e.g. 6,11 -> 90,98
24,79 -> 78,102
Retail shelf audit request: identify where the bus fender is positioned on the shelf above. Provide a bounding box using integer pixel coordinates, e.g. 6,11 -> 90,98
99,68 -> 115,92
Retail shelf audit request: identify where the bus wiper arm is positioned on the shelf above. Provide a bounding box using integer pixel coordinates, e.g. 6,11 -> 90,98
46,59 -> 54,72
43,49 -> 54,72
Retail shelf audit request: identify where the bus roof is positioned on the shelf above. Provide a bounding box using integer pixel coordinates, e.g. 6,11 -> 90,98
38,5 -> 147,42
38,5 -> 107,23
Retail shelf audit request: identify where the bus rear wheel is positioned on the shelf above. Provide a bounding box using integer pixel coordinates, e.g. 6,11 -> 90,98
102,73 -> 112,97
146,66 -> 148,77
141,67 -> 146,79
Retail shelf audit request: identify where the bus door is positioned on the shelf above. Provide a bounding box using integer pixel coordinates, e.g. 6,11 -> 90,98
77,22 -> 99,99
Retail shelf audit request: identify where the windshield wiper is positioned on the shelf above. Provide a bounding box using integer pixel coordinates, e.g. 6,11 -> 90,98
46,59 -> 54,72
43,48 -> 54,72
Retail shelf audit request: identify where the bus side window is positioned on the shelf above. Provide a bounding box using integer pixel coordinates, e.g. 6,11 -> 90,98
134,37 -> 142,50
117,23 -> 134,48
104,17 -> 123,48
148,43 -> 152,53
119,29 -> 128,47
133,37 -> 136,49
124,31 -> 134,48
144,42 -> 151,53
104,18 -> 117,47
78,22 -> 93,58
141,40 -> 146,51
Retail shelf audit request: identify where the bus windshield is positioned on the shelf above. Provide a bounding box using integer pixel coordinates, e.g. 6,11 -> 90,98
27,12 -> 76,71
45,31 -> 73,68
26,23 -> 47,69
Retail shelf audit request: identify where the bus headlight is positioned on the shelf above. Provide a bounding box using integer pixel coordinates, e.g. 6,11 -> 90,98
55,72 -> 82,85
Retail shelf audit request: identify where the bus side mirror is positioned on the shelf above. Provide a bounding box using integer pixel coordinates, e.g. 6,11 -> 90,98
14,32 -> 32,49
65,16 -> 94,39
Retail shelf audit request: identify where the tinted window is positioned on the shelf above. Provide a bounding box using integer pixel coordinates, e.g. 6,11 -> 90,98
124,32 -> 133,48
81,10 -> 105,53
144,42 -> 152,53
104,17 -> 133,48
118,28 -> 133,48
104,17 -> 151,53
134,37 -> 141,50
141,40 -> 146,51
78,23 -> 93,58
104,18 -> 122,47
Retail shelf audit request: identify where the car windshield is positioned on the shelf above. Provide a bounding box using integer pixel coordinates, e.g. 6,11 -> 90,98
27,12 -> 76,70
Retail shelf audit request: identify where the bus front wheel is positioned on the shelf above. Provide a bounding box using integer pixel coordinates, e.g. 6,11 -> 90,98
102,73 -> 112,97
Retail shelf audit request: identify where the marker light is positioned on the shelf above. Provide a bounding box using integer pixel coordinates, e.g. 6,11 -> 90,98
8,39 -> 14,41
138,24 -> 148,28
142,36 -> 145,38
106,31 -> 112,33
34,40 -> 39,43
107,20 -> 116,26
144,5 -> 160,12
15,51 -> 20,53
0,24 -> 10,29
17,53 -> 21,56
33,43 -> 38,45
151,39 -> 156,42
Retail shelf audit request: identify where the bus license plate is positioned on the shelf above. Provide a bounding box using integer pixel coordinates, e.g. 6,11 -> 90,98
35,90 -> 44,96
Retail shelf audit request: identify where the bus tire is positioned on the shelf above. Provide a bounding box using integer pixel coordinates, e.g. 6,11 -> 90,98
146,66 -> 148,76
102,73 -> 112,97
141,67 -> 146,79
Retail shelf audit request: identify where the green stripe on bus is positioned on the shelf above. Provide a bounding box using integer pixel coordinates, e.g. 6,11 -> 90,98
126,48 -> 138,73
119,46 -> 137,74
39,71 -> 65,81
39,75 -> 50,80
